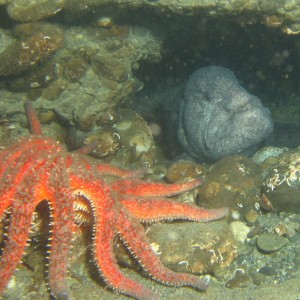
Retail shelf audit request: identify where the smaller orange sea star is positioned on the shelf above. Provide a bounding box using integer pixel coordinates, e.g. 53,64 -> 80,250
0,102 -> 229,299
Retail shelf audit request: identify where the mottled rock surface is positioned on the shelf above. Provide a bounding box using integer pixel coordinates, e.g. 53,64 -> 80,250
147,220 -> 237,275
263,148 -> 300,212
3,0 -> 300,35
0,24 -> 161,147
198,155 -> 263,216
64,0 -> 300,35
7,0 -> 65,22
0,23 -> 64,77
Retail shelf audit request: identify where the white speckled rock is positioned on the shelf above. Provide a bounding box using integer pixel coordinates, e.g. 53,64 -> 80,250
229,221 -> 251,243
252,146 -> 287,164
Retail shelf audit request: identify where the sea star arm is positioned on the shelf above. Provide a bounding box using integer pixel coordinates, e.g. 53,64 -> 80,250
25,101 -> 42,135
0,144 -> 56,216
46,162 -> 75,299
74,179 -> 156,299
0,163 -> 43,295
0,138 -> 60,217
120,196 -> 229,222
0,150 -> 75,298
0,149 -> 10,173
95,163 -> 144,178
94,214 -> 155,299
0,137 -> 62,189
0,157 -> 35,216
24,101 -> 143,182
73,155 -> 144,179
0,200 -> 35,295
116,207 -> 209,292
112,178 -> 202,197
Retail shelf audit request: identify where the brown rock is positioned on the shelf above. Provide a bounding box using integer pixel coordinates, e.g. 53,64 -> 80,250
166,160 -> 207,183
93,55 -> 129,83
198,156 -> 263,214
63,56 -> 88,82
0,23 -> 64,77
146,220 -> 237,275
263,150 -> 300,212
84,127 -> 121,158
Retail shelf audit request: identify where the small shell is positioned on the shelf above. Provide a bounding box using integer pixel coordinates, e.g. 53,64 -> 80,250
274,223 -> 296,238
259,193 -> 275,212
97,17 -> 113,29
84,127 -> 121,158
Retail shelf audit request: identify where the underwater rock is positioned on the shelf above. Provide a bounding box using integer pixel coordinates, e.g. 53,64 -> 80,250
6,61 -> 57,92
197,155 -> 263,218
7,0 -> 65,22
3,0 -> 299,35
62,0 -> 299,35
63,55 -> 88,82
263,149 -> 300,212
84,127 -> 121,159
166,160 -> 207,183
146,220 -> 237,275
178,66 -> 273,162
225,268 -> 252,289
114,109 -> 158,168
0,23 -> 64,77
92,55 -> 129,83
229,221 -> 250,243
256,233 -> 288,253
252,146 -> 287,164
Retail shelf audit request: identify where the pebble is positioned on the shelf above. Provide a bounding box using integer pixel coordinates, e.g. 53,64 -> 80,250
229,221 -> 250,243
226,269 -> 252,288
244,210 -> 259,224
256,233 -> 288,253
252,146 -> 286,164
247,224 -> 263,238
259,265 -> 276,276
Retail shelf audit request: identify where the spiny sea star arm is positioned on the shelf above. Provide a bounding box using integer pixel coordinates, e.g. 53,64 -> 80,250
73,178 -> 156,300
24,101 -> 42,135
0,156 -> 35,216
74,156 -> 144,179
0,147 -> 63,218
47,164 -> 75,299
120,197 -> 229,222
0,182 -> 36,295
0,149 -> 10,174
0,157 -> 54,294
116,207 -> 209,292
95,163 -> 144,178
94,214 -> 155,300
0,138 -> 58,178
112,178 -> 202,197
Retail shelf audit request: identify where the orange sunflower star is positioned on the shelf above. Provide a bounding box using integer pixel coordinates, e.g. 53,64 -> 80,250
0,101 -> 229,299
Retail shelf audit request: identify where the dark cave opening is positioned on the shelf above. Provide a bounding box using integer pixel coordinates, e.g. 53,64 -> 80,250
127,13 -> 300,157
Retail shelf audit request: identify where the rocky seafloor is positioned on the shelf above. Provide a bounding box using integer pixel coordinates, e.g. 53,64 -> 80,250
1,0 -> 300,299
